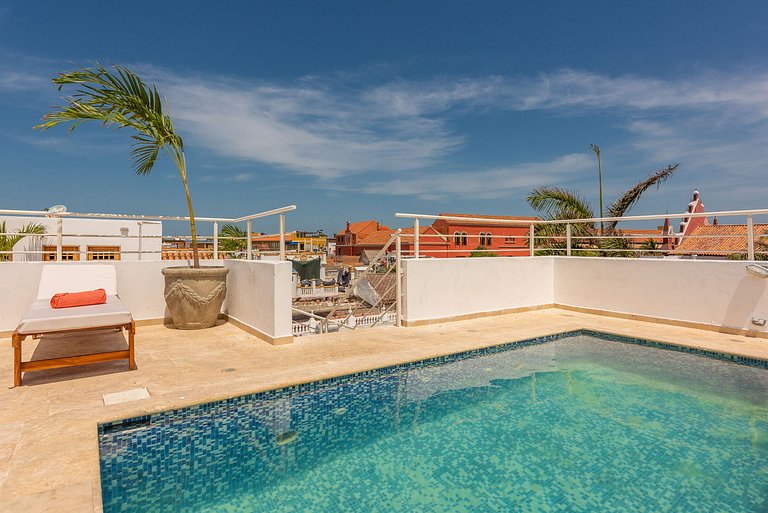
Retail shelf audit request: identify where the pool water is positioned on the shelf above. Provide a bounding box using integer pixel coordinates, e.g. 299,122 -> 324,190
99,333 -> 768,513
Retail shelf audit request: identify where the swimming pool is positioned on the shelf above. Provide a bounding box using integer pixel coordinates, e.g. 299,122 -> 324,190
98,330 -> 768,513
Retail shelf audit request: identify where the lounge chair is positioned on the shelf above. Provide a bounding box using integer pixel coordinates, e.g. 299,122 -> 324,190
11,264 -> 135,387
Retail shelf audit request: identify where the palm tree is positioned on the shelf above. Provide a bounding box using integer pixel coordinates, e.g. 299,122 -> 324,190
35,64 -> 201,267
590,144 -> 604,234
0,221 -> 46,261
528,163 -> 679,254
219,224 -> 247,256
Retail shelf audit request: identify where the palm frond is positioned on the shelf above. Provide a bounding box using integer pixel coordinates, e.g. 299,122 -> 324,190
219,224 -> 247,254
36,63 -> 200,267
527,187 -> 595,221
598,230 -> 637,258
35,63 -> 181,176
606,163 -> 679,232
0,222 -> 46,261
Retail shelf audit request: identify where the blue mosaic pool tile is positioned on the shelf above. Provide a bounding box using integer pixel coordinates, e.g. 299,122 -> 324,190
98,330 -> 768,513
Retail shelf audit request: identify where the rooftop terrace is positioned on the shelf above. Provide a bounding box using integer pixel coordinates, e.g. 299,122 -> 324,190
1,309 -> 767,512
1,206 -> 767,511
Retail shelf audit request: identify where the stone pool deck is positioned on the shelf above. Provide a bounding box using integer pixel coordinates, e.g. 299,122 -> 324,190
1,308 -> 767,512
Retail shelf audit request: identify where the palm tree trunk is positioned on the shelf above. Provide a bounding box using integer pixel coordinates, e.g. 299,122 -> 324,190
591,144 -> 604,235
179,154 -> 200,268
597,151 -> 604,234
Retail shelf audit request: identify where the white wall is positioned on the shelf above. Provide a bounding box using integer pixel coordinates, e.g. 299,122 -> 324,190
0,261 -> 178,332
3,216 -> 163,261
0,261 -> 294,343
224,260 -> 293,342
402,257 -> 554,323
554,257 -> 768,334
401,256 -> 768,335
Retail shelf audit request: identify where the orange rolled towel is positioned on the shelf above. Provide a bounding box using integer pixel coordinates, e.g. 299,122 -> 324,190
50,289 -> 107,309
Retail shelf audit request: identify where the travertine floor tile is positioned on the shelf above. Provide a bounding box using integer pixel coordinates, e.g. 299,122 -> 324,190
0,309 -> 765,512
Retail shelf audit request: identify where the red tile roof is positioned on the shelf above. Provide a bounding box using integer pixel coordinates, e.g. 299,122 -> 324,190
346,220 -> 389,236
670,224 -> 768,256
437,213 -> 540,226
357,226 -> 448,246
358,230 -> 399,245
620,229 -> 665,245
251,231 -> 296,243
327,255 -> 364,267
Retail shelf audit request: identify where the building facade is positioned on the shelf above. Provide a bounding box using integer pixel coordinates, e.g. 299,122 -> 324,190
3,216 -> 162,262
333,214 -> 540,259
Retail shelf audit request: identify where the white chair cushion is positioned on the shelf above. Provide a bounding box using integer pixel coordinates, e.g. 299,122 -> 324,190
16,296 -> 132,335
36,264 -> 118,300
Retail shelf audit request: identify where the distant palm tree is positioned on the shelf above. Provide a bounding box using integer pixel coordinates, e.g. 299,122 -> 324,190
219,224 -> 247,256
0,221 -> 46,261
528,163 -> 679,255
35,64 -> 202,267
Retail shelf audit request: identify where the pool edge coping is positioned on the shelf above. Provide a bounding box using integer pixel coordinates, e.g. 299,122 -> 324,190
97,327 -> 768,433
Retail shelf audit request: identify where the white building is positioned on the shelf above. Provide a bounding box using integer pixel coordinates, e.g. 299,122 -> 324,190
3,216 -> 162,261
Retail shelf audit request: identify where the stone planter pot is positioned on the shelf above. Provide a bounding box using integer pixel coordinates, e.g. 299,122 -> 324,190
162,266 -> 229,329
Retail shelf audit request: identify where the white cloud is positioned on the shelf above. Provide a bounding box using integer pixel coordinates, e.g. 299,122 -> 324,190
10,59 -> 768,204
365,69 -> 768,117
149,72 -> 463,179
355,153 -> 594,200
141,67 -> 768,198
0,70 -> 46,92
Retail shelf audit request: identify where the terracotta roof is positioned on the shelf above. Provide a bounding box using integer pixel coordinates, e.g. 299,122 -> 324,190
251,231 -> 296,243
345,220 -> 389,236
621,229 -> 665,245
401,225 -> 448,243
356,226 -> 448,246
367,273 -> 397,303
327,255 -> 364,267
670,224 -> 768,256
358,230 -> 399,245
436,213 -> 540,226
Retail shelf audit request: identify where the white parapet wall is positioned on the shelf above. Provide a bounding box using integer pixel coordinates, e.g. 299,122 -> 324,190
0,260 -> 294,344
553,257 -> 768,335
223,260 -> 294,345
401,257 -> 554,325
401,256 -> 768,336
0,261 -> 176,334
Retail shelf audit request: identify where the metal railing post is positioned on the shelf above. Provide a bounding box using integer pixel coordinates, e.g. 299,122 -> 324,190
279,213 -> 286,260
566,223 -> 572,257
246,220 -> 253,260
747,214 -> 755,261
138,222 -> 143,261
56,217 -> 63,261
413,218 -> 420,258
396,232 -> 402,327
213,221 -> 219,261
529,224 -> 535,256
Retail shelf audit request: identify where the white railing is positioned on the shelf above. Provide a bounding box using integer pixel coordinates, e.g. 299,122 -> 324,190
292,311 -> 398,336
294,283 -> 340,298
395,209 -> 768,260
0,205 -> 296,262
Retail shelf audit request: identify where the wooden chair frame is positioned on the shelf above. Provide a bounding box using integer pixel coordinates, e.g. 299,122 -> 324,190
11,320 -> 135,387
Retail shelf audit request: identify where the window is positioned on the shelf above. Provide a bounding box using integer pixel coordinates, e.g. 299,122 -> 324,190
87,245 -> 121,261
504,237 -> 516,245
479,232 -> 493,246
43,245 -> 80,261
461,232 -> 468,246
454,231 -> 462,246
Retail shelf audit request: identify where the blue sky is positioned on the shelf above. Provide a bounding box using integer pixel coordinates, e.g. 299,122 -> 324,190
1,1 -> 767,234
